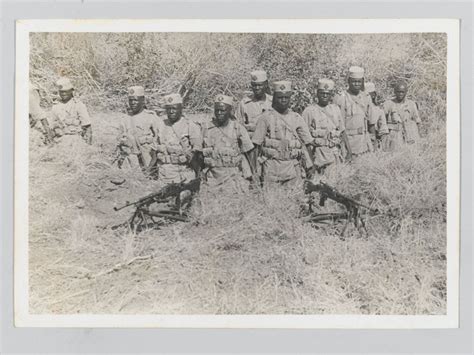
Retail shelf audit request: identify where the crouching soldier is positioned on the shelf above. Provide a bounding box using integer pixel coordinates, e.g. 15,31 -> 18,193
302,78 -> 351,175
117,86 -> 160,173
150,93 -> 203,184
365,82 -> 388,150
50,77 -> 92,145
202,94 -> 255,193
252,81 -> 314,186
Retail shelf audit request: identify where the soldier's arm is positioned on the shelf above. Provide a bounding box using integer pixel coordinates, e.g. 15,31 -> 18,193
234,101 -> 246,125
295,115 -> 314,171
77,102 -> 93,144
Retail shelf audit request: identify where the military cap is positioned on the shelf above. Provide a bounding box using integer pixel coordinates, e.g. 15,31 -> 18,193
272,80 -> 292,93
56,77 -> 74,91
250,70 -> 268,83
214,94 -> 233,106
163,93 -> 183,106
348,66 -> 365,79
317,78 -> 335,91
128,86 -> 145,97
365,82 -> 376,93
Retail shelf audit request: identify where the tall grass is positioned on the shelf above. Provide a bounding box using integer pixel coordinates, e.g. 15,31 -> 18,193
28,111 -> 446,315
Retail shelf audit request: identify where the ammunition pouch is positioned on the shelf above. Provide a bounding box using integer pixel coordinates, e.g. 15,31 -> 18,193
203,146 -> 241,168
345,127 -> 364,136
387,123 -> 401,131
262,137 -> 302,161
156,144 -> 188,165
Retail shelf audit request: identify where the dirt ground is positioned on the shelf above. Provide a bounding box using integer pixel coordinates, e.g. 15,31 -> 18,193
28,111 -> 447,315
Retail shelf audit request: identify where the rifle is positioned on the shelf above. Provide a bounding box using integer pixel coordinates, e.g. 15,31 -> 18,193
304,180 -> 380,238
113,178 -> 201,232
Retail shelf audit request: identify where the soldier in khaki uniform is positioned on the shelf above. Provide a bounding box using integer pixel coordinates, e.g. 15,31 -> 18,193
202,94 -> 255,192
383,82 -> 421,150
235,70 -> 273,137
302,79 -> 351,175
117,86 -> 160,172
29,82 -> 54,145
365,82 -> 389,150
50,77 -> 92,145
252,81 -> 314,185
151,93 -> 203,184
333,66 -> 373,158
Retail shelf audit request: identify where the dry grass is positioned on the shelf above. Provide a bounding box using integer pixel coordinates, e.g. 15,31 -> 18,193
28,112 -> 446,315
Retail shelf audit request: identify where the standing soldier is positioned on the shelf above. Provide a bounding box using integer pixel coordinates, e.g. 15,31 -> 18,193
29,82 -> 54,145
365,82 -> 389,151
202,94 -> 255,192
383,81 -> 421,150
333,66 -> 373,159
235,70 -> 273,137
302,78 -> 351,175
117,86 -> 160,173
50,77 -> 92,145
252,81 -> 314,185
151,93 -> 203,184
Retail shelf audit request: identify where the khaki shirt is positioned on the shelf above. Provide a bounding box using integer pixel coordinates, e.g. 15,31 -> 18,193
157,116 -> 203,152
119,109 -> 160,154
203,119 -> 254,154
203,119 -> 254,182
383,98 -> 421,143
370,104 -> 388,135
51,97 -> 91,134
333,90 -> 372,155
235,93 -> 273,136
252,108 -> 313,182
302,103 -> 344,168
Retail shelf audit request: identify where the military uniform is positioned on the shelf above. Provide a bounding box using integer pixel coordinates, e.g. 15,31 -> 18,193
155,115 -> 202,184
383,98 -> 421,150
252,105 -> 313,184
235,93 -> 273,137
303,103 -> 344,168
29,83 -> 50,145
118,109 -> 160,168
202,103 -> 254,192
365,82 -> 388,150
333,90 -> 373,155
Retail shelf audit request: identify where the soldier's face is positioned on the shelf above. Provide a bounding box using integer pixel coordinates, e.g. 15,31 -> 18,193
394,86 -> 407,102
317,89 -> 331,106
214,103 -> 231,125
166,104 -> 183,122
128,96 -> 145,115
369,92 -> 377,101
273,92 -> 292,112
58,89 -> 73,102
251,81 -> 266,97
348,78 -> 363,93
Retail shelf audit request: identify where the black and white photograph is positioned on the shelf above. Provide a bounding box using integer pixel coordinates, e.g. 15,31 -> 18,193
14,19 -> 460,328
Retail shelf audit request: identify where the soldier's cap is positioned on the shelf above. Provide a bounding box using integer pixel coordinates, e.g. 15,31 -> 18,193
317,78 -> 335,91
128,86 -> 145,97
56,77 -> 74,91
250,70 -> 268,83
163,93 -> 183,106
365,82 -> 376,93
348,66 -> 365,79
214,94 -> 233,106
272,80 -> 292,93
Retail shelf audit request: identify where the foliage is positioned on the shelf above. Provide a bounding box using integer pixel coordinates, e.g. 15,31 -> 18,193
30,32 -> 446,123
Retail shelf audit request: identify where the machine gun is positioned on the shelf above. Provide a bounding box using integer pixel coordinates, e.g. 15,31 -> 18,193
113,178 -> 201,231
303,180 -> 380,238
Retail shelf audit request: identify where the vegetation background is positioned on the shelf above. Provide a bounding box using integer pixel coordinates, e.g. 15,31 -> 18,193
28,32 -> 448,315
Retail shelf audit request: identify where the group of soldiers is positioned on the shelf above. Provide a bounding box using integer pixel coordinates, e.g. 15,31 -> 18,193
29,65 -> 422,192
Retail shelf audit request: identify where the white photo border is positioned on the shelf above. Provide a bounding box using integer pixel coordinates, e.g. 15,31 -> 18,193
14,18 -> 460,328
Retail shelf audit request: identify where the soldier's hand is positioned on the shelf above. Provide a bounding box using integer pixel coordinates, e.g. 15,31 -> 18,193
345,153 -> 353,163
